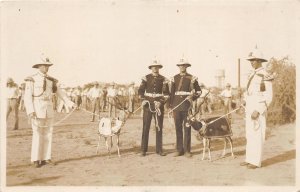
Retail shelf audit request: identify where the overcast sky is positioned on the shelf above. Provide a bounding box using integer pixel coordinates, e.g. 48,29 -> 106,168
1,0 -> 299,87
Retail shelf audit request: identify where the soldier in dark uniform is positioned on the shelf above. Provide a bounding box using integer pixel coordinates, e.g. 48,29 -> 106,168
101,86 -> 108,112
169,58 -> 201,158
138,59 -> 170,156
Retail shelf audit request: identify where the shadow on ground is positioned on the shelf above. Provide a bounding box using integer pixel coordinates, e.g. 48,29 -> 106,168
262,149 -> 295,167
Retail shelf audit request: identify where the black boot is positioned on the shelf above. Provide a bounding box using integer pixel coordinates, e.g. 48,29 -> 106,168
33,161 -> 41,168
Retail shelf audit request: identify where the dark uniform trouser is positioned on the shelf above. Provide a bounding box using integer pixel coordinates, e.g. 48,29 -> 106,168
52,95 -> 57,110
141,106 -> 164,153
6,98 -> 19,129
91,97 -> 101,121
75,95 -> 81,108
173,111 -> 191,153
108,97 -> 117,118
101,97 -> 107,111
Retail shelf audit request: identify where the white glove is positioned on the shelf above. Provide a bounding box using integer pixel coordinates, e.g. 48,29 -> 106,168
251,110 -> 260,120
186,95 -> 193,103
154,101 -> 161,108
142,100 -> 148,106
200,120 -> 206,128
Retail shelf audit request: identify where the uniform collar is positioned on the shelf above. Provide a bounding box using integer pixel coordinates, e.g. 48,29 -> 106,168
37,71 -> 47,77
179,72 -> 187,76
249,67 -> 264,76
151,73 -> 159,77
254,67 -> 264,73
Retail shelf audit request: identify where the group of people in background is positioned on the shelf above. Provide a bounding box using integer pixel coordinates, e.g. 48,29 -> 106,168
6,74 -> 238,132
55,81 -> 136,116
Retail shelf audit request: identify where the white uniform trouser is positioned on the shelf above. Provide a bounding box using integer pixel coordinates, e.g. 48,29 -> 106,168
31,118 -> 54,162
128,96 -> 134,113
245,96 -> 266,167
223,98 -> 232,118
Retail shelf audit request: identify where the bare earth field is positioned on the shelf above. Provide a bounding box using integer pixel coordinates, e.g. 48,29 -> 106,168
6,109 -> 295,186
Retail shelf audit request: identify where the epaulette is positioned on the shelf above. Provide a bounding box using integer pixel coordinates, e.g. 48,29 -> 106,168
46,76 -> 58,83
170,77 -> 174,83
141,76 -> 147,82
184,73 -> 193,80
24,76 -> 34,82
163,77 -> 169,84
256,68 -> 276,81
191,76 -> 198,83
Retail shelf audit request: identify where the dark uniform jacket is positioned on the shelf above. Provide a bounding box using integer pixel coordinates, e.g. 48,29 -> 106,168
138,74 -> 170,109
170,73 -> 201,111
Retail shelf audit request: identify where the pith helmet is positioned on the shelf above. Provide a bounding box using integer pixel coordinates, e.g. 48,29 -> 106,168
247,47 -> 268,62
148,59 -> 163,69
177,57 -> 191,67
32,57 -> 53,68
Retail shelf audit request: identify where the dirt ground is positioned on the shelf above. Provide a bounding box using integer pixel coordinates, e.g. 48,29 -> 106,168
5,108 -> 295,186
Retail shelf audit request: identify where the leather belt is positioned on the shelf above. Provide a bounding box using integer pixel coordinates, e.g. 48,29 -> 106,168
144,92 -> 164,98
34,95 -> 52,101
175,91 -> 191,96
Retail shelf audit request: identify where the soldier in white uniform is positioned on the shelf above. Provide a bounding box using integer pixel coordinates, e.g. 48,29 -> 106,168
220,83 -> 233,119
81,86 -> 89,110
24,57 -> 75,168
193,83 -> 211,120
127,82 -> 135,113
6,78 -> 20,130
56,84 -> 70,114
87,82 -> 102,122
240,48 -> 273,169
18,83 -> 26,111
73,86 -> 82,110
107,82 -> 118,118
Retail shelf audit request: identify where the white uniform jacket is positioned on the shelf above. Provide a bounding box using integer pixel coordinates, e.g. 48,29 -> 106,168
244,66 -> 273,167
245,67 -> 273,114
24,71 -> 74,118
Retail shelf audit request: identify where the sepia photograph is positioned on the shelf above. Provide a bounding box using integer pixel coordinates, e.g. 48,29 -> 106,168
1,0 -> 299,192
